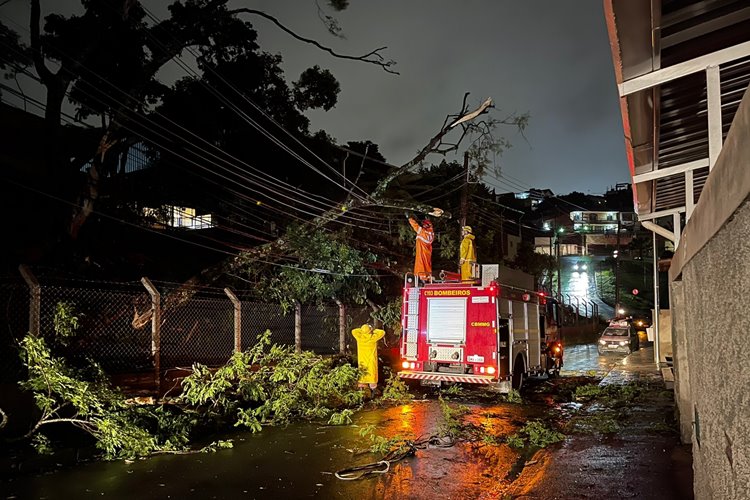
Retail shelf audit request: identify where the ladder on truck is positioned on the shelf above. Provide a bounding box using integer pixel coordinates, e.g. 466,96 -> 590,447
403,275 -> 420,361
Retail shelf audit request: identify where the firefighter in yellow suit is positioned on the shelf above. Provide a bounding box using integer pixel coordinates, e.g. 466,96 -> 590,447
460,225 -> 477,281
351,324 -> 386,391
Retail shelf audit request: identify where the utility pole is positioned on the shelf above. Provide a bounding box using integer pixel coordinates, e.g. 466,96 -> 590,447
498,209 -> 505,261
460,151 -> 469,228
614,215 -> 622,316
556,230 -> 561,300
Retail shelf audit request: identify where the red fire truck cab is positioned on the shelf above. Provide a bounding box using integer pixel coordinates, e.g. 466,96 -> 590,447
398,265 -> 560,392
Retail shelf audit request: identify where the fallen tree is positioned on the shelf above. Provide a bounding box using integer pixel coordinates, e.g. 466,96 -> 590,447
1,304 -> 367,459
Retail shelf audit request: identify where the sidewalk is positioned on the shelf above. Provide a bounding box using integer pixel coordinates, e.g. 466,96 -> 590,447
505,346 -> 694,499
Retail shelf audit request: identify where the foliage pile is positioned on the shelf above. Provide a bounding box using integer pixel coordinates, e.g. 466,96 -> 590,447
3,303 -> 367,460
506,420 -> 565,449
437,396 -> 471,439
357,423 -> 411,456
564,380 -> 656,435
440,384 -> 465,397
573,383 -> 645,406
179,331 -> 364,430
15,334 -> 181,459
380,374 -> 414,404
505,388 -> 523,404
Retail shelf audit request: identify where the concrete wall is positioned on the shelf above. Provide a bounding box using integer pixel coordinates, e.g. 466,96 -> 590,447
668,83 -> 750,499
677,200 -> 750,499
658,309 -> 671,364
669,280 -> 692,443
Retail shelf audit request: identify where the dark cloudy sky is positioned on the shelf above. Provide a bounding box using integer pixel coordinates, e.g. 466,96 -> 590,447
2,0 -> 630,195
246,0 -> 630,196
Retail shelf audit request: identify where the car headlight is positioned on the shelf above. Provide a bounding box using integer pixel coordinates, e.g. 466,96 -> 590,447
599,340 -> 606,345
581,264 -> 587,270
618,341 -> 627,346
573,264 -> 579,270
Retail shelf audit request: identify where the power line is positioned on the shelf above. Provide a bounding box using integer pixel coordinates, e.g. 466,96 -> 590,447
137,4 -> 371,202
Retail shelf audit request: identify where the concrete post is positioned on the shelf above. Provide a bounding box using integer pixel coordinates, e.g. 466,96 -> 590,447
335,299 -> 346,355
141,277 -> 161,394
18,265 -> 40,337
294,300 -> 302,354
224,288 -> 241,353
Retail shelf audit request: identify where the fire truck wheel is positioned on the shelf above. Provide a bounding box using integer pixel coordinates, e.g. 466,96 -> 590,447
512,358 -> 525,391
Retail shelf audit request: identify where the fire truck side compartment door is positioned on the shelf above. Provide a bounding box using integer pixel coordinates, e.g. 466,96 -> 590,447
497,319 -> 510,378
426,297 -> 467,344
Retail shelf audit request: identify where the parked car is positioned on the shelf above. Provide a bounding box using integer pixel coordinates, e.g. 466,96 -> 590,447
597,320 -> 639,355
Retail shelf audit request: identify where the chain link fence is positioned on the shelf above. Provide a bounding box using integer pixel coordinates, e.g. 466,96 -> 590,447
0,268 -> 378,384
38,283 -> 153,373
159,287 -> 234,368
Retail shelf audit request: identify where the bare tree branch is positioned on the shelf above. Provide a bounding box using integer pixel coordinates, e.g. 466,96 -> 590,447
230,8 -> 398,75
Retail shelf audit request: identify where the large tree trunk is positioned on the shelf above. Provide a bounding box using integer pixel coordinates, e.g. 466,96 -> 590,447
69,133 -> 117,239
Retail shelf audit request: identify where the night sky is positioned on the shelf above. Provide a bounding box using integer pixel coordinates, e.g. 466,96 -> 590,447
3,0 -> 630,196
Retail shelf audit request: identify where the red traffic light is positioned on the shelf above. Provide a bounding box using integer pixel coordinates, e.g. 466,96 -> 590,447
632,289 -> 639,295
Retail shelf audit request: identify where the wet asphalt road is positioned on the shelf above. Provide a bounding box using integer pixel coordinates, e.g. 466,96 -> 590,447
506,344 -> 694,500
0,344 -> 661,500
2,398 -> 544,500
559,255 -> 615,320
561,342 -> 623,374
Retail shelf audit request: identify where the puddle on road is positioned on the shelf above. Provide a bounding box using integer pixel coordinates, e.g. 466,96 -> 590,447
3,395 -> 546,500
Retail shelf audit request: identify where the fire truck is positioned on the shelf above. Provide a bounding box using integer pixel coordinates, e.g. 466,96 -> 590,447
398,265 -> 562,392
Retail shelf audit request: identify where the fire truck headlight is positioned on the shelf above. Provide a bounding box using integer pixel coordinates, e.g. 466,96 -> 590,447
401,361 -> 410,369
486,366 -> 496,375
409,362 -> 416,369
479,366 -> 485,374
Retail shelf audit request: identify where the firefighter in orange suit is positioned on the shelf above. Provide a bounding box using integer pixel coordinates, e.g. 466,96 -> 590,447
460,225 -> 477,281
351,324 -> 386,391
406,212 -> 434,280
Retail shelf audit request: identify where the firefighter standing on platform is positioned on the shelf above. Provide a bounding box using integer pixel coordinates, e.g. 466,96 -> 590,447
351,323 -> 386,394
460,225 -> 477,281
406,212 -> 434,281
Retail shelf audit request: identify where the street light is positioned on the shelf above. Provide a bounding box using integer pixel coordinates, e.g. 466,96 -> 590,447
618,307 -> 625,316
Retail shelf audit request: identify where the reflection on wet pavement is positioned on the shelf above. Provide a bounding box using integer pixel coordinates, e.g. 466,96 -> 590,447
4,397 -> 540,500
561,342 -> 615,375
3,345 -> 664,500
561,342 -> 658,382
